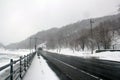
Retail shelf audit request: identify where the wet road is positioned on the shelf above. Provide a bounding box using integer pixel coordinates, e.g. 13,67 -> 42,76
39,51 -> 120,80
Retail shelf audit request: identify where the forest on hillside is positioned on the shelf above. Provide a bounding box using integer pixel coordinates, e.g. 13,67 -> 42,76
6,13 -> 120,51
46,18 -> 120,52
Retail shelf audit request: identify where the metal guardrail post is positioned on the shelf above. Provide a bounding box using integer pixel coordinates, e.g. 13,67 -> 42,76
28,54 -> 30,66
28,54 -> 30,65
20,56 -> 22,79
27,54 -> 29,67
10,59 -> 13,80
24,55 -> 26,71
29,54 -> 32,64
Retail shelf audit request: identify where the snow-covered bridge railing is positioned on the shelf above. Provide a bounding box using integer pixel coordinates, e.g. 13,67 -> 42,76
0,52 -> 36,80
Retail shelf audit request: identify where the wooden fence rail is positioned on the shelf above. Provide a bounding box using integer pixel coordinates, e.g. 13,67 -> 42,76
0,52 -> 36,80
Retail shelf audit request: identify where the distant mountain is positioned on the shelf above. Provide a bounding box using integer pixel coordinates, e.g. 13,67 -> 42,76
6,28 -> 59,49
6,13 -> 120,49
0,43 -> 4,48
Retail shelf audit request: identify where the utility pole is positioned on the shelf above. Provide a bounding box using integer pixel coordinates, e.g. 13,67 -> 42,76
34,37 -> 38,50
90,19 -> 94,54
29,37 -> 41,51
29,38 -> 31,53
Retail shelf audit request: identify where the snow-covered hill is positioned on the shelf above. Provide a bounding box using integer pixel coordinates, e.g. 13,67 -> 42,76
6,13 -> 120,49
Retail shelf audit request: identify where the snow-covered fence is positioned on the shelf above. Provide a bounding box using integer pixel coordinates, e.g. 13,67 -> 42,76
0,52 -> 36,80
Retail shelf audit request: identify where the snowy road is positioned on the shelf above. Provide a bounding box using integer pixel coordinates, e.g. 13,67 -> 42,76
40,51 -> 120,80
23,54 -> 59,80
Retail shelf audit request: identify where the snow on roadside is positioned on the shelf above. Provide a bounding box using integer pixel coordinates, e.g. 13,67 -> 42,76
46,48 -> 120,62
0,49 -> 32,79
92,51 -> 120,61
0,48 -> 30,56
23,55 -> 59,80
0,49 -> 31,67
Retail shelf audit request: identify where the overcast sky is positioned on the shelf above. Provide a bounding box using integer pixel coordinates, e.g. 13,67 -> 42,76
0,0 -> 120,45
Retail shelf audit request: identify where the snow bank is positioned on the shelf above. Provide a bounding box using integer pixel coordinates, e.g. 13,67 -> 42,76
46,48 -> 120,62
0,49 -> 31,70
0,49 -> 31,66
0,48 -> 30,56
92,51 -> 120,61
0,49 -> 33,79
23,55 -> 59,80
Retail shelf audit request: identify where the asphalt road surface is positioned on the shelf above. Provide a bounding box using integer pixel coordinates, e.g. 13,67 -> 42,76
38,51 -> 120,80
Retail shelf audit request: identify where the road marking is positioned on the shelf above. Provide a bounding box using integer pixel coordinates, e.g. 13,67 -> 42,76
49,55 -> 102,80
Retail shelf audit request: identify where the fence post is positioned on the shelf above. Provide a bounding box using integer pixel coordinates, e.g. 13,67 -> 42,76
10,59 -> 13,80
28,54 -> 30,65
28,55 -> 30,66
20,56 -> 22,79
24,55 -> 26,71
30,54 -> 32,64
27,55 -> 29,67
29,54 -> 31,64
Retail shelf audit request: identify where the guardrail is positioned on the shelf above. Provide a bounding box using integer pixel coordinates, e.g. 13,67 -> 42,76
0,52 -> 36,80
